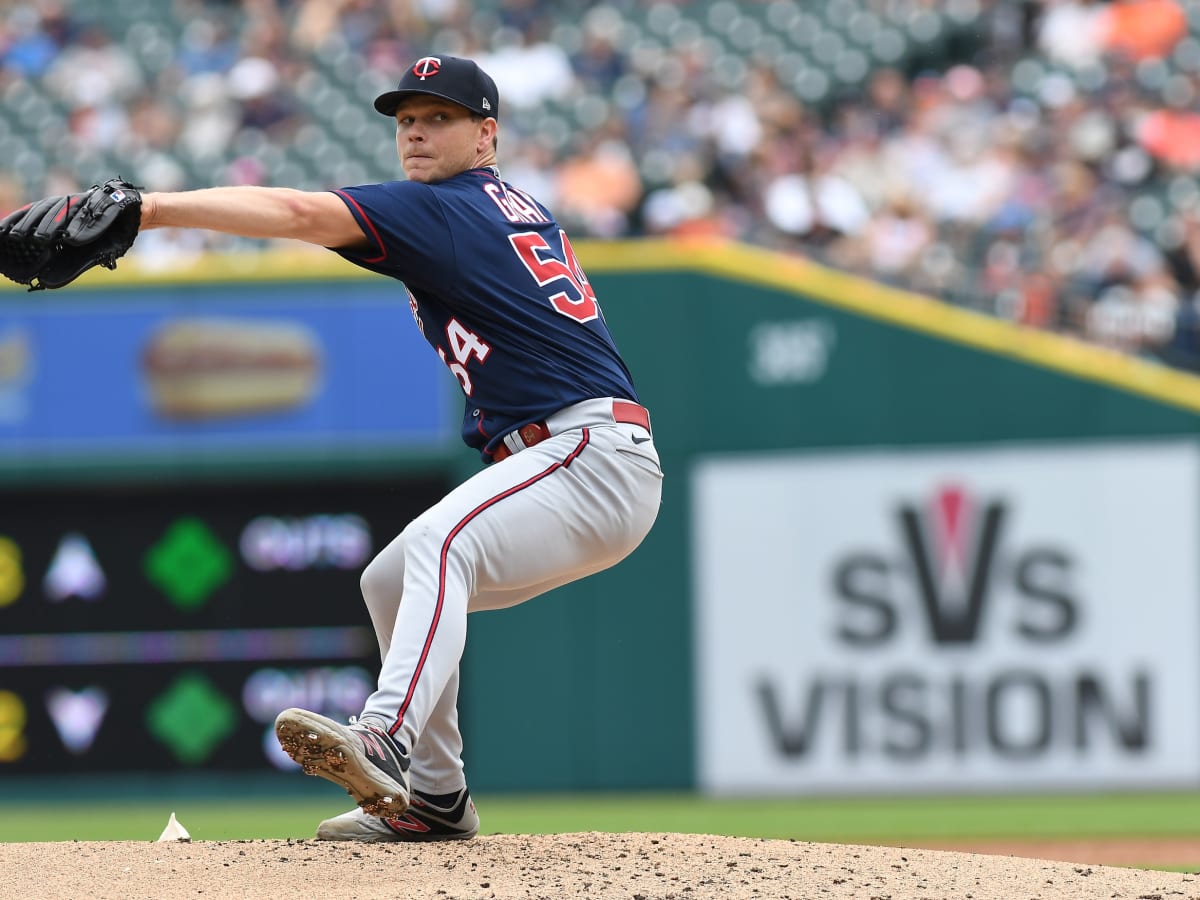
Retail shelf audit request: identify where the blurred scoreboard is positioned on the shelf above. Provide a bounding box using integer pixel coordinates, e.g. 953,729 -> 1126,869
0,474 -> 448,774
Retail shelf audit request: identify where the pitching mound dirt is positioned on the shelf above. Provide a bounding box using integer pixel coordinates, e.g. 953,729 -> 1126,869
2,832 -> 1197,900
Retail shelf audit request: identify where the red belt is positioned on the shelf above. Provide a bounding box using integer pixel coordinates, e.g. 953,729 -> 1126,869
491,400 -> 651,462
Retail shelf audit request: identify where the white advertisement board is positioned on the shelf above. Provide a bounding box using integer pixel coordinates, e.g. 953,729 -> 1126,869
692,441 -> 1200,793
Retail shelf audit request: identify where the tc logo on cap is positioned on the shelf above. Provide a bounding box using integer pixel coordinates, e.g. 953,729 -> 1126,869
412,56 -> 441,80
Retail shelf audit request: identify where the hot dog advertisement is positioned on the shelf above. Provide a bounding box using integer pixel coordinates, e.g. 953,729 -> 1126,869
0,284 -> 451,465
141,317 -> 322,419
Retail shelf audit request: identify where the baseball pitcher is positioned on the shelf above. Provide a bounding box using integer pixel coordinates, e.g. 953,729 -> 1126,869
0,54 -> 663,841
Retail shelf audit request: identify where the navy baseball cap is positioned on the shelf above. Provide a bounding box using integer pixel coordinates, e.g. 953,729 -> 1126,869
373,55 -> 499,119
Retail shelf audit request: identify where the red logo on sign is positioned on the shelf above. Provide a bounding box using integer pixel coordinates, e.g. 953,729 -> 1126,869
412,56 -> 441,80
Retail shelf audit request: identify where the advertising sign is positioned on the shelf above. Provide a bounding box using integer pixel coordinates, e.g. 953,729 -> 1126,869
693,441 -> 1200,792
0,474 -> 448,773
0,282 -> 453,463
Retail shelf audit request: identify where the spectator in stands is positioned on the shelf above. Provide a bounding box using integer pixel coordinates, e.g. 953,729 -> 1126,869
1096,0 -> 1188,62
476,26 -> 574,110
0,2 -> 69,78
42,22 -> 141,110
176,17 -> 240,76
1037,0 -> 1107,68
761,140 -> 871,255
573,25 -> 625,94
857,187 -> 935,281
555,127 -> 642,238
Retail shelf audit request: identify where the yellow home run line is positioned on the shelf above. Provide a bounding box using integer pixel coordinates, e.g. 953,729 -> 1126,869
9,237 -> 1200,414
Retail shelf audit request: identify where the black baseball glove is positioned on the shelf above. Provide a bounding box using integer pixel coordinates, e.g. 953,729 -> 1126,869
0,177 -> 142,291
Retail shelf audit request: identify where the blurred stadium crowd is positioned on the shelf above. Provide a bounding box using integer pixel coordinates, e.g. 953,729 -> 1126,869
3,0 -> 1200,368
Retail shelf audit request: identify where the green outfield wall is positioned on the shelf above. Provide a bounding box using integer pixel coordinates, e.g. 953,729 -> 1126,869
462,239 -> 1200,792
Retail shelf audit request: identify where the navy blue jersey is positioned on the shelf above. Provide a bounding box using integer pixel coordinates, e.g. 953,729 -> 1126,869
332,167 -> 639,460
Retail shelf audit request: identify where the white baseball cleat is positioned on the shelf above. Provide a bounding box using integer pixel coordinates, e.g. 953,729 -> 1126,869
316,787 -> 480,842
274,708 -> 411,818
